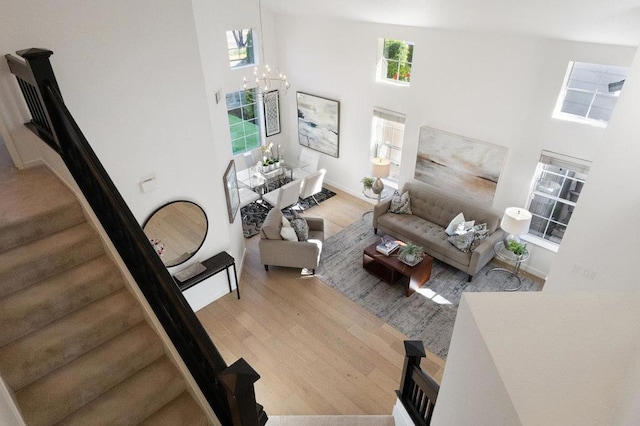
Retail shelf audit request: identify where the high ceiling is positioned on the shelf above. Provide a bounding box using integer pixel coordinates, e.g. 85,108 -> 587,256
264,0 -> 640,46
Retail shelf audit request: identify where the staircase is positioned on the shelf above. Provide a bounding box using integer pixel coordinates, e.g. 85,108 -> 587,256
0,160 -> 210,424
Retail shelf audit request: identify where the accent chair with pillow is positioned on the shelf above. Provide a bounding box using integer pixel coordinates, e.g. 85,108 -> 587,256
373,181 -> 505,281
259,208 -> 325,274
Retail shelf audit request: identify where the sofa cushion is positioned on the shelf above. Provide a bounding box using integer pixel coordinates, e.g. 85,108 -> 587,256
389,191 -> 412,214
260,208 -> 283,240
470,223 -> 490,251
280,226 -> 298,241
291,216 -> 309,241
445,212 -> 465,236
448,231 -> 475,253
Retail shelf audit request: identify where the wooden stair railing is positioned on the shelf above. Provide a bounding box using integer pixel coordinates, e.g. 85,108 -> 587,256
5,48 -> 266,426
397,340 -> 440,425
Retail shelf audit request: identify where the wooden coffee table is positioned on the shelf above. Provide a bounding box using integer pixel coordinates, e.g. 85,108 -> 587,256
363,241 -> 433,297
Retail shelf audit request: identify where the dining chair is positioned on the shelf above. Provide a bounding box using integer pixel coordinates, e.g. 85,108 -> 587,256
298,169 -> 326,209
293,147 -> 320,180
262,179 -> 303,211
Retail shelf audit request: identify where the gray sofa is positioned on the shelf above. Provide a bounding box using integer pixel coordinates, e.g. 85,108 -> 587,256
259,208 -> 325,274
373,182 -> 504,281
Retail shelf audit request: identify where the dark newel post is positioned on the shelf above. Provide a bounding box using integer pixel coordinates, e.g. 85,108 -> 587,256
400,340 -> 426,398
16,48 -> 64,152
219,358 -> 263,426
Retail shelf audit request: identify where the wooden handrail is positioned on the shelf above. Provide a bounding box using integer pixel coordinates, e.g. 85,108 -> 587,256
397,340 -> 440,426
6,48 -> 266,426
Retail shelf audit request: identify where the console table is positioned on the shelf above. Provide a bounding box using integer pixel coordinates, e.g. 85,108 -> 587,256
176,251 -> 240,299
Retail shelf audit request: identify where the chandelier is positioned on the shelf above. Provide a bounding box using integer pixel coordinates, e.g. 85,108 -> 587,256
242,0 -> 290,98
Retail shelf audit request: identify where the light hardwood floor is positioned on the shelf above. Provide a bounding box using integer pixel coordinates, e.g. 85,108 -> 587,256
196,186 -> 445,416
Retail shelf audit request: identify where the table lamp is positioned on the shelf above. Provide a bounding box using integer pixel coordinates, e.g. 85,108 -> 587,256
371,157 -> 391,202
500,207 -> 532,245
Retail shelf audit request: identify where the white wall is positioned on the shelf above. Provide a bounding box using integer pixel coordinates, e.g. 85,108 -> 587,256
434,292 -> 640,425
544,46 -> 640,292
0,0 -> 243,305
272,15 -> 636,277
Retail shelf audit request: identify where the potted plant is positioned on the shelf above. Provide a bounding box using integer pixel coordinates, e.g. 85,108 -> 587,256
400,242 -> 423,264
506,240 -> 528,257
361,176 -> 375,192
262,160 -> 270,172
274,157 -> 281,168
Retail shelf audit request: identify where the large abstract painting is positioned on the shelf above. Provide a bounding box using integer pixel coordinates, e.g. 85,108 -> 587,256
296,92 -> 340,158
414,127 -> 507,206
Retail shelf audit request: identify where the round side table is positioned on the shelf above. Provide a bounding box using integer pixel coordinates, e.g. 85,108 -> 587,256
487,241 -> 529,291
363,187 -> 389,202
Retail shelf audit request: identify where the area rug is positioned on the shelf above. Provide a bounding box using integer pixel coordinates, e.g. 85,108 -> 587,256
315,216 -> 542,359
240,186 -> 336,238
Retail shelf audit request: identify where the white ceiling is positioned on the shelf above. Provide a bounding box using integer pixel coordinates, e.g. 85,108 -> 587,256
264,0 -> 640,46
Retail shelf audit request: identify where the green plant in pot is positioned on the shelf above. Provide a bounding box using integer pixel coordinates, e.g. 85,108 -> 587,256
400,242 -> 423,263
506,240 -> 528,257
361,176 -> 375,191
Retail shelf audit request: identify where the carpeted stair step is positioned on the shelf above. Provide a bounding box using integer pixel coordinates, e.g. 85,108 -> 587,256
0,255 -> 124,347
0,166 -> 85,253
139,391 -> 209,426
0,288 -> 145,390
57,357 -> 190,425
15,322 -> 165,426
0,222 -> 104,299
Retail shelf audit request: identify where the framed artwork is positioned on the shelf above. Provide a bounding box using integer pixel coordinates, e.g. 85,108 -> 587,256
414,127 -> 508,206
263,90 -> 280,137
223,160 -> 240,223
296,92 -> 340,158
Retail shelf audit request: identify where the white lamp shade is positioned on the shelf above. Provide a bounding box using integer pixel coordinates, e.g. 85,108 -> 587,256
500,207 -> 532,235
371,158 -> 391,178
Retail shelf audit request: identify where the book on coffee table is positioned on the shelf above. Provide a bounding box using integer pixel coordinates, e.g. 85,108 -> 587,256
376,236 -> 400,256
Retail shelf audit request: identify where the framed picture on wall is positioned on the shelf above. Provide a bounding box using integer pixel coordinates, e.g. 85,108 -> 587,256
263,90 -> 281,137
414,127 -> 508,206
223,160 -> 240,223
296,92 -> 340,158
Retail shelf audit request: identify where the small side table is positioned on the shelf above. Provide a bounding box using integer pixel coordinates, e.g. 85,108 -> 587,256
487,241 -> 529,291
177,252 -> 240,299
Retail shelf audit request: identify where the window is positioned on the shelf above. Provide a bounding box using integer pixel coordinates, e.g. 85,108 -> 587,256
377,39 -> 414,84
553,61 -> 628,127
226,29 -> 255,69
526,151 -> 591,245
371,108 -> 406,183
226,89 -> 261,155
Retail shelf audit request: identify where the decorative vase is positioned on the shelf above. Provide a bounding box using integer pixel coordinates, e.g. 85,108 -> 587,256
262,165 -> 269,173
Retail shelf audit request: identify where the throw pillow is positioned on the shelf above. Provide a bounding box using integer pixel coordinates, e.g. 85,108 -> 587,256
470,223 -> 489,251
280,226 -> 298,241
455,220 -> 475,235
447,231 -> 475,253
389,191 -> 412,215
291,215 -> 309,241
445,212 -> 465,236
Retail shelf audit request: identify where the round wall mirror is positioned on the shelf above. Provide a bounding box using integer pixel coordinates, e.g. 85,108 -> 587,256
142,200 -> 208,267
